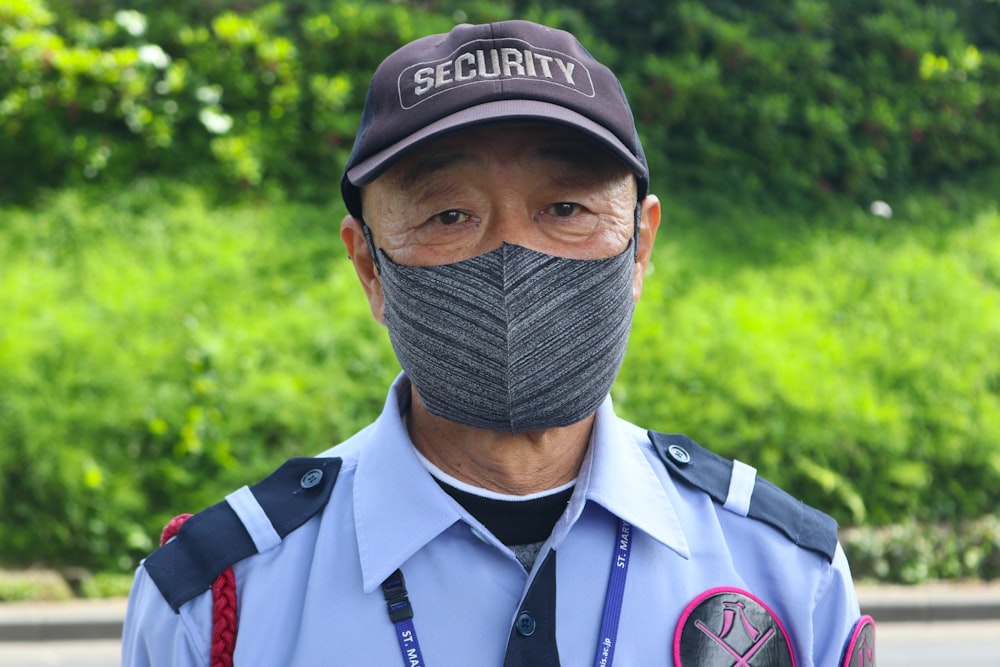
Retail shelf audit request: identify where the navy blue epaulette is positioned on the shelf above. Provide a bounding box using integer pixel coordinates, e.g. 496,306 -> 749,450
648,432 -> 839,562
144,457 -> 342,612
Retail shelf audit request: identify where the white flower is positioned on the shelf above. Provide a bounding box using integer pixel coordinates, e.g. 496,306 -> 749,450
115,10 -> 147,37
138,44 -> 171,69
196,85 -> 223,105
869,200 -> 893,219
199,108 -> 233,135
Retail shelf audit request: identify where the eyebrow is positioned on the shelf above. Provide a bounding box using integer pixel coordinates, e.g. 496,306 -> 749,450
531,143 -> 601,167
529,142 -> 630,186
391,151 -> 476,190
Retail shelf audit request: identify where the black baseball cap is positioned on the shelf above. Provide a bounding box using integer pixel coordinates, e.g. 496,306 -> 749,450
340,20 -> 649,219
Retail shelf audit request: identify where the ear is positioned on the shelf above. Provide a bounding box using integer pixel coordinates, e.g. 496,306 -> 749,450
632,194 -> 661,303
340,215 -> 385,324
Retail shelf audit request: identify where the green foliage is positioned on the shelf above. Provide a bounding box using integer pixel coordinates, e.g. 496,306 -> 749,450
616,178 -> 1000,527
843,515 -> 1000,583
2,0 -> 999,203
0,0 -> 518,202
2,0 -> 999,580
558,0 -> 1000,202
0,569 -> 73,601
0,181 -> 399,571
78,570 -> 135,598
1,175 -> 998,574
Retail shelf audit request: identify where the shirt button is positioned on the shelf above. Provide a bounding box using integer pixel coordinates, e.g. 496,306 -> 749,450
300,468 -> 324,489
515,611 -> 536,637
667,444 -> 691,464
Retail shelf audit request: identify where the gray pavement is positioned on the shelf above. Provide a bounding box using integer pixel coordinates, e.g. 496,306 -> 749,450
855,580 -> 1000,623
1,582 -> 999,665
878,620 -> 1000,666
0,639 -> 121,666
0,599 -> 126,642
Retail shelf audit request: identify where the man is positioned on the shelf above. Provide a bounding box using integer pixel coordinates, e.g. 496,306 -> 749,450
122,20 -> 875,666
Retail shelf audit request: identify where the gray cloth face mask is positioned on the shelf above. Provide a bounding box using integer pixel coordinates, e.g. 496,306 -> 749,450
376,240 -> 636,433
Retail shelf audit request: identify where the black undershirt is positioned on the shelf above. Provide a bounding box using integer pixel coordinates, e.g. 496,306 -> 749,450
434,479 -> 574,546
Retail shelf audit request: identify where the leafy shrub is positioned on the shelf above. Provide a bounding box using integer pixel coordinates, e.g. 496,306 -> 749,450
2,0 -> 999,204
0,568 -> 74,601
78,571 -> 135,599
616,177 -> 1000,528
2,0 -> 999,578
842,515 -> 1000,583
0,0 -> 519,202
0,181 -> 399,570
1,175 -> 998,574
564,0 -> 1000,203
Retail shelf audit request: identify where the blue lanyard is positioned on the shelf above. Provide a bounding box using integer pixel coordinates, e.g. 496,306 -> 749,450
383,518 -> 633,667
594,518 -> 632,667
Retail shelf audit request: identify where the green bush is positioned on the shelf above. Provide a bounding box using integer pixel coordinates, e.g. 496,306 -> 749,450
1,175 -> 998,573
0,569 -> 74,601
2,0 -> 999,578
616,178 -> 1000,527
0,0 -> 523,202
2,0 -> 999,203
842,515 -> 1000,583
0,181 -> 399,570
579,0 -> 1000,203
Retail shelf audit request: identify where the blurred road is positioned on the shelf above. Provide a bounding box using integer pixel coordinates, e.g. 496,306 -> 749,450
1,621 -> 999,666
0,639 -> 120,666
877,620 -> 1000,666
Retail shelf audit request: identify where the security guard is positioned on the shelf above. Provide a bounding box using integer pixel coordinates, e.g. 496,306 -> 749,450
122,20 -> 875,666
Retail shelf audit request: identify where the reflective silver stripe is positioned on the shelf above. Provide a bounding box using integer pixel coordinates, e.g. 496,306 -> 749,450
225,485 -> 282,553
722,460 -> 757,517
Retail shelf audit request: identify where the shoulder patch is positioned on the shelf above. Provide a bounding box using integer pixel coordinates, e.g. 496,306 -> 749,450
144,457 -> 342,612
841,615 -> 876,666
648,432 -> 839,562
674,587 -> 796,666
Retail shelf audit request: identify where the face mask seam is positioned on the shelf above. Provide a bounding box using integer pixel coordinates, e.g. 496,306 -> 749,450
502,243 -> 516,433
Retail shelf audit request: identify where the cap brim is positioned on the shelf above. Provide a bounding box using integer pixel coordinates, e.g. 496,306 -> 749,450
345,99 -> 648,188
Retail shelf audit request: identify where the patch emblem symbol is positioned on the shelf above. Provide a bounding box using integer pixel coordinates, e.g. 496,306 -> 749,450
840,615 -> 876,666
674,588 -> 795,667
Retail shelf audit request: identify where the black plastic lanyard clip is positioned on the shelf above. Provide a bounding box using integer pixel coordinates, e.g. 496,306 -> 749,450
381,568 -> 414,623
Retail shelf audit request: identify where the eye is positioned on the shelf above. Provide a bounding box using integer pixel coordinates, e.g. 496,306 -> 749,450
432,210 -> 469,225
546,203 -> 582,218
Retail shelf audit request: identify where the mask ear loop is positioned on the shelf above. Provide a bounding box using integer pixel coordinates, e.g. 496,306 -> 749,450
360,219 -> 382,274
633,201 -> 642,261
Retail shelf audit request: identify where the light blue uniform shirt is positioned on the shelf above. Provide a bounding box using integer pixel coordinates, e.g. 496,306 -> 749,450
122,374 -> 862,666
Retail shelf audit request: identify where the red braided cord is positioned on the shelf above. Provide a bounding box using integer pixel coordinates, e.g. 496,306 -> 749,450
210,566 -> 238,667
160,513 -> 238,667
159,513 -> 192,546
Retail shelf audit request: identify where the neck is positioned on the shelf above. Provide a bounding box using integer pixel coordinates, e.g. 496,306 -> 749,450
406,388 -> 593,496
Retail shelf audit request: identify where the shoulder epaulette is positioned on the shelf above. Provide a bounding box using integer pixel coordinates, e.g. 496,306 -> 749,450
144,457 -> 342,612
648,432 -> 839,562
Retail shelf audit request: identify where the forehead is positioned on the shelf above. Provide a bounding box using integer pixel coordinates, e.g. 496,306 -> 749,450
371,122 -> 633,193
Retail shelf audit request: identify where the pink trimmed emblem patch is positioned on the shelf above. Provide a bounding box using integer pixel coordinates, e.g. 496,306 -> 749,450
674,587 -> 796,667
840,615 -> 876,666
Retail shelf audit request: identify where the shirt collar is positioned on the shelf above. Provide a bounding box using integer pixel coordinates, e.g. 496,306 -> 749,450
557,396 -> 691,560
353,375 -> 464,593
